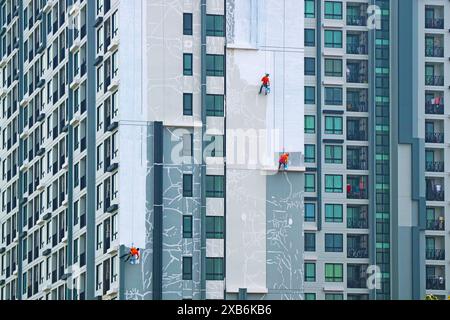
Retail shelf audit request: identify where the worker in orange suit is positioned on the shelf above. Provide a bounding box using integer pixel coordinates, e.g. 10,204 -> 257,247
278,153 -> 290,171
121,246 -> 140,264
259,74 -> 271,95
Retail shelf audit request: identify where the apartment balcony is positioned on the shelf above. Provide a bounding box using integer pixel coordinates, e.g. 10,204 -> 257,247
427,277 -> 445,290
426,219 -> 445,231
347,61 -> 368,84
347,176 -> 368,200
347,88 -> 368,112
426,249 -> 445,261
426,181 -> 444,201
347,31 -> 368,55
347,118 -> 368,141
347,146 -> 368,170
426,161 -> 444,173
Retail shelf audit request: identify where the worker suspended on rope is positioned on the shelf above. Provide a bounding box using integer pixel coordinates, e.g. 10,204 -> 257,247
259,74 -> 271,95
121,246 -> 141,265
278,152 -> 290,171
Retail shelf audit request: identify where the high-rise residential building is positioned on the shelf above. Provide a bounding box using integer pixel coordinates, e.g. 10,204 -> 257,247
0,0 -> 448,301
301,0 -> 449,301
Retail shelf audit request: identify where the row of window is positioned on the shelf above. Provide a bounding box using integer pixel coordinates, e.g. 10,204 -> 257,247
304,233 -> 368,253
183,53 -> 224,77
183,93 -> 224,117
304,174 -> 368,194
183,174 -> 224,198
182,257 -> 224,281
183,13 -> 225,37
183,215 -> 224,239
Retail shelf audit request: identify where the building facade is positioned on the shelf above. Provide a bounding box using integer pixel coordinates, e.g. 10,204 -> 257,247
0,0 -> 449,301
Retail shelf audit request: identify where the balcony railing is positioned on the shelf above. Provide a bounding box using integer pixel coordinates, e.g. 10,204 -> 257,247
426,46 -> 444,58
347,130 -> 368,141
426,249 -> 445,260
347,247 -> 369,259
425,75 -> 444,86
426,219 -> 445,231
347,217 -> 369,229
425,18 -> 444,29
426,189 -> 444,201
347,278 -> 368,289
347,189 -> 368,200
347,44 -> 368,55
347,73 -> 368,84
347,101 -> 368,113
425,132 -> 444,143
347,15 -> 367,26
347,159 -> 368,170
426,276 -> 445,290
425,102 -> 444,115
426,161 -> 444,172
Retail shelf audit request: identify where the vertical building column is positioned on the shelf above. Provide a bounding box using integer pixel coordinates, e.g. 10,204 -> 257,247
200,0 -> 207,300
66,0 -> 74,300
153,121 -> 163,300
85,0 -> 96,300
315,0 -> 322,231
17,0 -> 25,300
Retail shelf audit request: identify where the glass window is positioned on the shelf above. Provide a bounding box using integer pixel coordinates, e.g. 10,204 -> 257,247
305,115 -> 316,134
324,30 -> 342,48
324,1 -> 343,20
206,94 -> 224,117
305,174 -> 316,192
206,175 -> 224,198
325,263 -> 343,282
305,29 -> 315,47
183,93 -> 193,116
325,204 -> 343,222
305,144 -> 316,163
182,257 -> 192,280
183,174 -> 193,197
209,135 -> 224,157
305,263 -> 316,282
206,54 -> 224,77
206,258 -> 224,280
325,234 -> 343,252
206,15 -> 225,37
305,203 -> 316,222
305,86 -> 316,104
325,87 -> 343,105
325,59 -> 343,77
183,13 -> 193,35
325,145 -> 343,164
206,216 -> 224,239
305,233 -> 316,252
305,57 -> 316,76
325,175 -> 343,193
324,116 -> 343,134
183,215 -> 193,238
305,0 -> 315,18
183,53 -> 193,76
325,293 -> 343,300
305,293 -> 316,300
